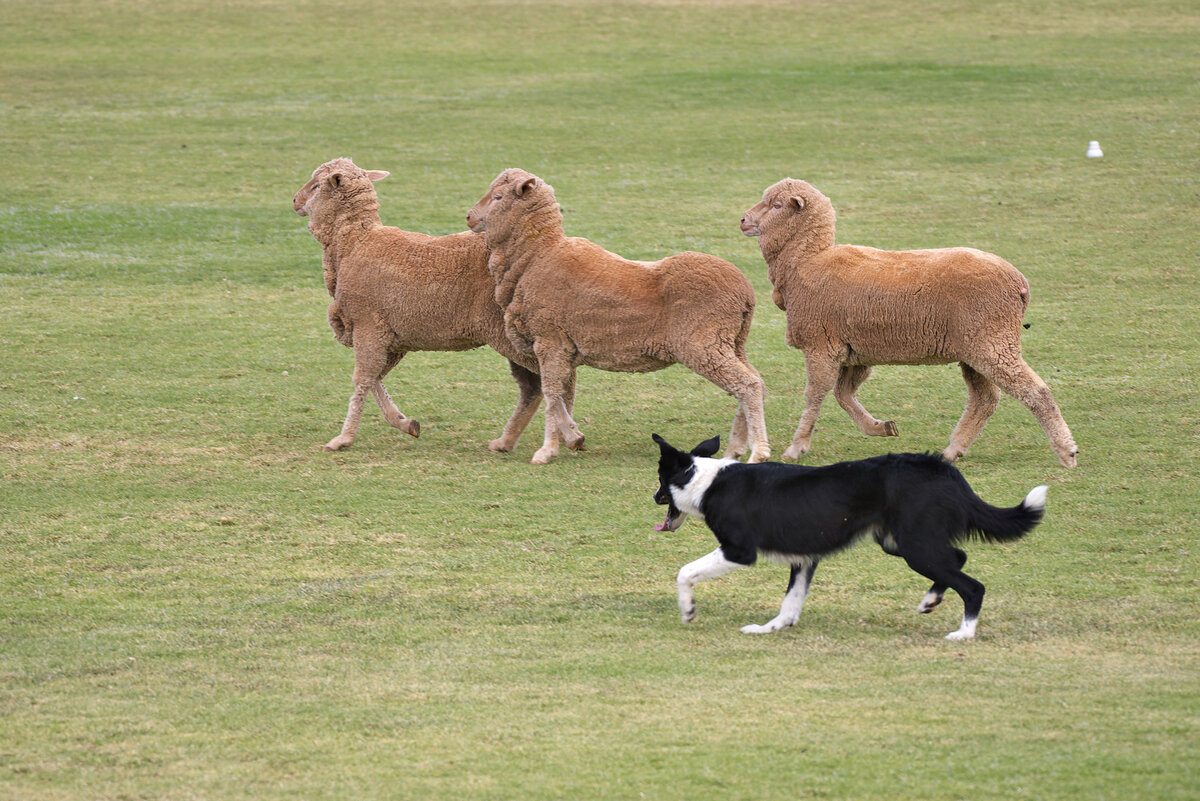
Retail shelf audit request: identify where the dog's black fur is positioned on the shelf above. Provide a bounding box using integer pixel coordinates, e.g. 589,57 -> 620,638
652,434 -> 1047,639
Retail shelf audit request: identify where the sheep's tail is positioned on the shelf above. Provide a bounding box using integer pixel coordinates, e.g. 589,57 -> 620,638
734,296 -> 756,362
957,483 -> 1047,544
328,301 -> 354,348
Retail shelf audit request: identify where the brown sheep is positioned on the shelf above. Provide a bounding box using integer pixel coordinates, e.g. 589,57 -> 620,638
293,158 -> 545,453
467,168 -> 770,465
741,178 -> 1078,468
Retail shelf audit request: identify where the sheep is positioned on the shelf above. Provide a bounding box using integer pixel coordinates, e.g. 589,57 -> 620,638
293,158 -> 546,453
740,178 -> 1078,468
467,168 -> 770,465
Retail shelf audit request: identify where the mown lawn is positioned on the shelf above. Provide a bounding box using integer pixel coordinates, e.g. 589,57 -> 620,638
1,1 -> 1197,799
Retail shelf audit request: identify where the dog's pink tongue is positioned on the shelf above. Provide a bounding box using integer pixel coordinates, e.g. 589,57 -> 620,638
654,514 -> 670,532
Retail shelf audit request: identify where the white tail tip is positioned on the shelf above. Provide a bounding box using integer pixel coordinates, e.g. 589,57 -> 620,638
1024,485 -> 1049,511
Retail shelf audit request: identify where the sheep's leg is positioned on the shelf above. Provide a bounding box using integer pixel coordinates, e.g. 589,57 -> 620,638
944,363 -> 1000,462
556,377 -> 585,451
326,347 -> 388,452
976,356 -> 1079,468
530,345 -> 584,465
688,354 -> 770,463
784,355 -> 838,460
551,368 -> 579,451
489,361 -> 543,453
834,365 -> 898,438
553,368 -> 586,451
726,404 -> 750,460
369,352 -> 420,438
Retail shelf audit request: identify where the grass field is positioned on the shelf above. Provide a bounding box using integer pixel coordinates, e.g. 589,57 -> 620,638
2,1 -> 1198,798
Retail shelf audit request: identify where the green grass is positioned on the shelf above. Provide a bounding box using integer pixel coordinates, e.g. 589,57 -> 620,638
1,1 -> 1198,798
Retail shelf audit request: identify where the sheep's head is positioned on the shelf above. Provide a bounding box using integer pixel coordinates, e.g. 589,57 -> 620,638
293,158 -> 389,218
467,168 -> 560,241
740,179 -> 835,255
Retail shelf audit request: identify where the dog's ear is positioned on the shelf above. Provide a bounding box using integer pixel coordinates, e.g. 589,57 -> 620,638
691,436 -> 720,458
652,433 -> 675,455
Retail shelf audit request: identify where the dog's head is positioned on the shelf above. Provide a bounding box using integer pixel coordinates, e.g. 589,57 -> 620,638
651,433 -> 720,532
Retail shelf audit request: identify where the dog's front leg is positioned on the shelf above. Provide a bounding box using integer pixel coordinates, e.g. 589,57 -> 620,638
676,549 -> 743,623
741,559 -> 818,634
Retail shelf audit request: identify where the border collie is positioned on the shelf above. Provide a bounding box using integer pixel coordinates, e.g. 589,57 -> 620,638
652,434 -> 1047,640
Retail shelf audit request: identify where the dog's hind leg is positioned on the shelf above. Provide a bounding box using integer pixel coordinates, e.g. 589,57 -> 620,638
903,547 -> 985,639
916,548 -> 967,614
677,548 -> 746,624
741,559 -> 818,634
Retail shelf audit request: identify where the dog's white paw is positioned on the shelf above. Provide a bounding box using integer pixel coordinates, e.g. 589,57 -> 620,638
916,591 -> 943,614
944,616 -> 978,640
740,618 -> 792,635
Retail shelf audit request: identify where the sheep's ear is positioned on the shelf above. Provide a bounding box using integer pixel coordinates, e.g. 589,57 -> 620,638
514,177 -> 537,198
365,170 -> 389,182
326,173 -> 343,189
788,195 -> 806,211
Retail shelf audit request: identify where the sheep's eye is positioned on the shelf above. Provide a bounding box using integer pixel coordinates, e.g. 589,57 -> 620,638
492,194 -> 502,201
771,201 -> 783,209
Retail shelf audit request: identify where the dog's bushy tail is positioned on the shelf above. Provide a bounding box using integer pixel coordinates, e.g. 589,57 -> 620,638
960,484 -> 1048,544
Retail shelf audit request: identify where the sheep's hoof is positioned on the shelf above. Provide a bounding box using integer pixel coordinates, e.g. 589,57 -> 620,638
882,420 -> 899,437
405,419 -> 421,438
747,448 -> 771,464
781,444 -> 807,461
942,447 -> 964,463
324,436 -> 353,452
487,439 -> 514,453
565,434 -> 586,452
1059,449 -> 1078,469
531,447 -> 556,465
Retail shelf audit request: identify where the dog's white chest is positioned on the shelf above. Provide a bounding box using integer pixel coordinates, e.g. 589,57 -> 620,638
669,457 -> 735,520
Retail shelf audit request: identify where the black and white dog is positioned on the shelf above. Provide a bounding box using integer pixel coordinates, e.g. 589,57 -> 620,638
652,434 -> 1047,640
